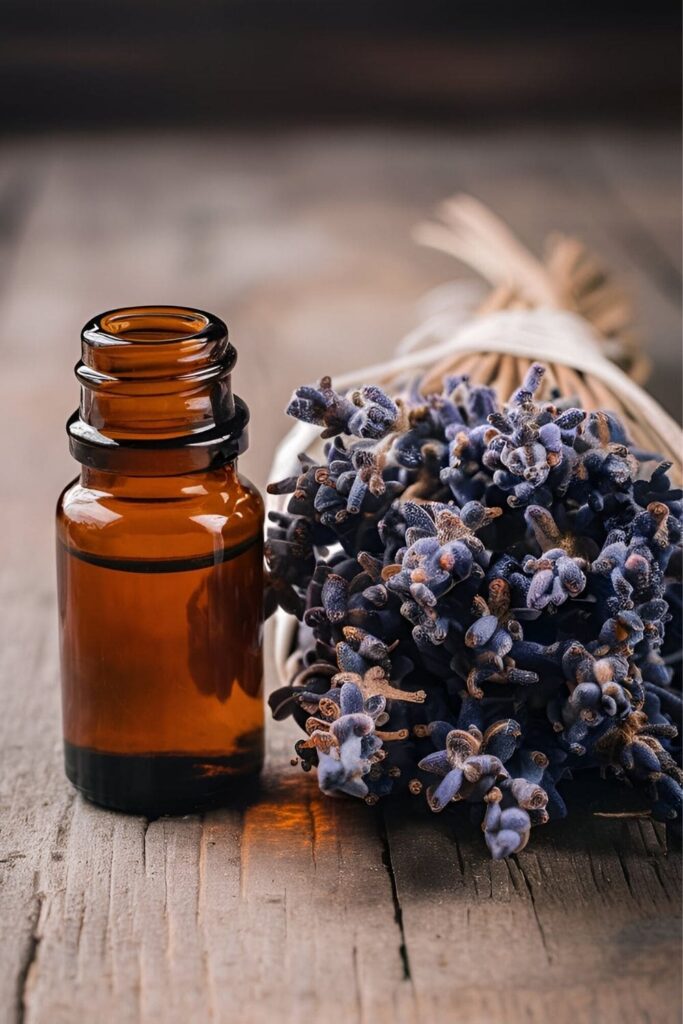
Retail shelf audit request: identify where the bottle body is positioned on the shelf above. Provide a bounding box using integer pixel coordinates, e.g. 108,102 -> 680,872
57,467 -> 264,814
57,307 -> 264,815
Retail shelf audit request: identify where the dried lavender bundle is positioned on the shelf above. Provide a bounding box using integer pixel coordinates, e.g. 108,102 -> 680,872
265,363 -> 682,858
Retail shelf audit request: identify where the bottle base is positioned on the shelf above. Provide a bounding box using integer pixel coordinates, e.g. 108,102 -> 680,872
64,741 -> 262,816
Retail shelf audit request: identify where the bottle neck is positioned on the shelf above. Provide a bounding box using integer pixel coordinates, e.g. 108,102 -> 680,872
68,306 -> 249,476
80,462 -> 239,498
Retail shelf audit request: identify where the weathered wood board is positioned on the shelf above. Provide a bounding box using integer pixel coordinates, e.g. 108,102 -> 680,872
0,127 -> 680,1024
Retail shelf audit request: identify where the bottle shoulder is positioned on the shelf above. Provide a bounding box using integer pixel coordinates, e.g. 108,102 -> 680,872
57,470 -> 264,559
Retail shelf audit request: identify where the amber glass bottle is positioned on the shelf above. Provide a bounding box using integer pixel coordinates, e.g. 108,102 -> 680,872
56,306 -> 264,815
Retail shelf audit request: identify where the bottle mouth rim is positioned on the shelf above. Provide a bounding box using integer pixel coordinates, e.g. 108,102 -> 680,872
84,305 -> 228,347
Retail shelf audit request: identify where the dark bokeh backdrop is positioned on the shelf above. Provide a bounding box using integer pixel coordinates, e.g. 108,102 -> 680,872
2,0 -> 681,130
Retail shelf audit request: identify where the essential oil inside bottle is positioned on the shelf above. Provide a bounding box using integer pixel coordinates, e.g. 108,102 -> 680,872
56,307 -> 264,815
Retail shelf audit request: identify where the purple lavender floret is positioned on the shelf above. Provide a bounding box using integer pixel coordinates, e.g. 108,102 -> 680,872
384,503 -> 494,641
347,385 -> 401,440
417,721 -> 519,811
297,681 -> 384,799
524,549 -> 587,609
266,362 -> 683,857
481,364 -> 585,508
286,376 -> 357,437
483,801 -> 532,859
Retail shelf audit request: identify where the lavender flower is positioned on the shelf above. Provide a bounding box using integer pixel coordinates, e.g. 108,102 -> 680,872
266,364 -> 682,857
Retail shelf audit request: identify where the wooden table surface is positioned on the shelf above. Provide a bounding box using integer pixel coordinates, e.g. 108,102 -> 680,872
0,126 -> 681,1024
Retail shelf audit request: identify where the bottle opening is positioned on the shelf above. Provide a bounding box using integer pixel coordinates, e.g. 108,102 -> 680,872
99,306 -> 211,344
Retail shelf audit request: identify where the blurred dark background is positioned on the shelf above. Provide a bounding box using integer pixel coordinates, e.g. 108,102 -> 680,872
2,0 -> 681,130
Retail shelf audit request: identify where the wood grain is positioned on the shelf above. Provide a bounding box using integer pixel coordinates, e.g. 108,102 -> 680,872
0,127 -> 680,1024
